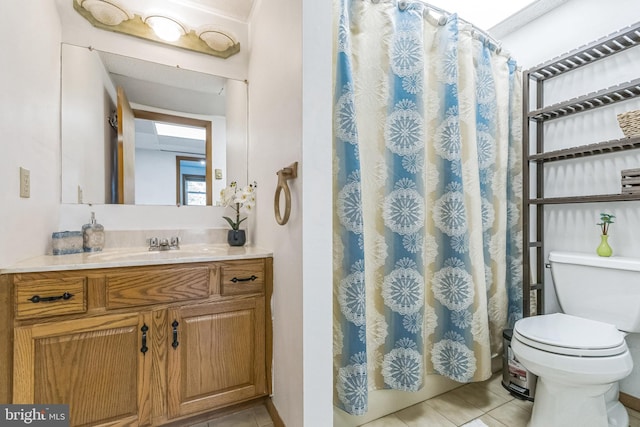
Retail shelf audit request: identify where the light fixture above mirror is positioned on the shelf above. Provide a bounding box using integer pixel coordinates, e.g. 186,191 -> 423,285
144,15 -> 186,42
73,0 -> 240,58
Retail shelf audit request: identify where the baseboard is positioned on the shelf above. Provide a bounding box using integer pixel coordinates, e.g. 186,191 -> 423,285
265,397 -> 285,427
620,391 -> 640,413
164,399 -> 268,426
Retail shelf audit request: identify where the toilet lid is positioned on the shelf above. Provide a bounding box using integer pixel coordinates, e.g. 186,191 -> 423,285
514,313 -> 627,357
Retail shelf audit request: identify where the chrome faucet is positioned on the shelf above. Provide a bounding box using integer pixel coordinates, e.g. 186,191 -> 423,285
148,236 -> 180,251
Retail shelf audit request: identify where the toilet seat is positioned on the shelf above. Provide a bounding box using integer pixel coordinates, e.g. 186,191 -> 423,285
514,313 -> 627,357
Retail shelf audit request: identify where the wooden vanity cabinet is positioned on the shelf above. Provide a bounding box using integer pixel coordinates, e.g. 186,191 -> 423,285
2,257 -> 273,427
166,297 -> 266,419
13,312 -> 152,427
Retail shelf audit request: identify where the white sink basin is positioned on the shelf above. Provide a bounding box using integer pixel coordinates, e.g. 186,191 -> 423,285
86,244 -> 232,262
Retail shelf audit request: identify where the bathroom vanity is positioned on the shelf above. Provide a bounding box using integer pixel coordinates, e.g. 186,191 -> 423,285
0,247 -> 273,426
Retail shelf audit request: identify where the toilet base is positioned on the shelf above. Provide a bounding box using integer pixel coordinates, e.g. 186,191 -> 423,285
607,401 -> 629,427
528,378 -> 628,427
605,383 -> 629,427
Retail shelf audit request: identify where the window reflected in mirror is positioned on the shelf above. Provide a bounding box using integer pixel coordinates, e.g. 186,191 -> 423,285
177,157 -> 207,206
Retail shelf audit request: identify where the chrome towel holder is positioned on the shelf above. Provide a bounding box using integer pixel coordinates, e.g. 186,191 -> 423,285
274,162 -> 298,225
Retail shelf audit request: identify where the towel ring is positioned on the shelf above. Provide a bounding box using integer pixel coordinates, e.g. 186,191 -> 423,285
274,162 -> 298,225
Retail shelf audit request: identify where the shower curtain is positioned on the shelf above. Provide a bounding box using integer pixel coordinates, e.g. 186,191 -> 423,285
333,0 -> 523,416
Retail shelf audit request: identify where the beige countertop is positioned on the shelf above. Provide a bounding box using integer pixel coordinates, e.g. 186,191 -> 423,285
1,244 -> 273,274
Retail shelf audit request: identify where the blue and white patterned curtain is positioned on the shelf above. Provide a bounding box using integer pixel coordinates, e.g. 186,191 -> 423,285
333,0 -> 523,416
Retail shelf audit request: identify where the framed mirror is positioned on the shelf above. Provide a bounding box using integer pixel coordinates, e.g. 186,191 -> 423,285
60,43 -> 247,206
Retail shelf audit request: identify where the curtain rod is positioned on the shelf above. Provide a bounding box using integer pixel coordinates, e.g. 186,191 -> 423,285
380,0 -> 508,55
419,0 -> 505,51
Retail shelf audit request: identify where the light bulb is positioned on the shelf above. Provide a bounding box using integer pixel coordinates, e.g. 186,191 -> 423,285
146,16 -> 185,42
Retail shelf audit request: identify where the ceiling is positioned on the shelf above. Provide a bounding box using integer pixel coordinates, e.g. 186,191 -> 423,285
98,50 -> 227,116
428,0 -> 540,31
165,0 -> 255,22
112,0 -> 256,24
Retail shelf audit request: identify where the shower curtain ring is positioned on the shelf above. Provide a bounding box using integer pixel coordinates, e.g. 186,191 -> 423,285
274,162 -> 298,226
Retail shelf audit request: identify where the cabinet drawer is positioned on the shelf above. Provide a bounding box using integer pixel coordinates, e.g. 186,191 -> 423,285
106,266 -> 210,309
220,259 -> 265,295
16,278 -> 87,319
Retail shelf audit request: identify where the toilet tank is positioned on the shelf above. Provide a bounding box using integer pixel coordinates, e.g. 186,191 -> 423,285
549,251 -> 640,333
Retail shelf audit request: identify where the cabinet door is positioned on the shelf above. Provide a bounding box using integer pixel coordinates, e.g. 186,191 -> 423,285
14,313 -> 152,427
167,297 -> 266,418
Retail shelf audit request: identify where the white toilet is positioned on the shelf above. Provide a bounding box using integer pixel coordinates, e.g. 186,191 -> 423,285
511,251 -> 640,427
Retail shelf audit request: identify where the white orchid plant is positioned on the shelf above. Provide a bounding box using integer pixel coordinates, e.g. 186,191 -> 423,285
220,181 -> 257,230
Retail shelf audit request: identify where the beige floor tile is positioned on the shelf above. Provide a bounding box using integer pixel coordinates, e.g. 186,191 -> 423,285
507,397 -> 533,414
423,391 -> 484,426
486,401 -> 530,427
395,401 -> 456,427
475,414 -> 510,427
360,414 -> 409,427
208,410 -> 258,427
629,406 -> 640,427
450,382 -> 511,413
252,405 -> 273,426
483,374 -> 515,401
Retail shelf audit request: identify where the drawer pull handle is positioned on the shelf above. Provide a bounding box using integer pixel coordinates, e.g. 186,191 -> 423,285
230,275 -> 258,283
28,292 -> 74,303
171,320 -> 179,349
140,324 -> 149,355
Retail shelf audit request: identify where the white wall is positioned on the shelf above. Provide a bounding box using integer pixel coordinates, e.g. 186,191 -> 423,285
135,150 -> 177,205
247,0 -> 337,424
61,43 -> 115,204
302,0 -> 335,425
0,1 -> 62,267
499,0 -> 640,399
247,0 -> 305,424
226,79 -> 249,187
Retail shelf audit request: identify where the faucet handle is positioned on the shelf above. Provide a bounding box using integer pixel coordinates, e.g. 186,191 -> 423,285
170,236 -> 180,248
148,237 -> 159,249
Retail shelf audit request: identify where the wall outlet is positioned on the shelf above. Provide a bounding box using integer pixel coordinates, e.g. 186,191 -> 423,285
19,167 -> 30,198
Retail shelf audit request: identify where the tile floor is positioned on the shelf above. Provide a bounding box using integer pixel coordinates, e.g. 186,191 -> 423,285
192,373 -> 640,426
190,405 -> 274,427
360,372 -> 640,427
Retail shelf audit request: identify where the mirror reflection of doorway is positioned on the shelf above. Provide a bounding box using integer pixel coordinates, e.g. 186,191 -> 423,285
132,110 -> 212,205
177,157 -> 207,206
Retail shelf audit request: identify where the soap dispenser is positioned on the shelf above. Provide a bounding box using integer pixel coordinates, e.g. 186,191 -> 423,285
82,212 -> 105,252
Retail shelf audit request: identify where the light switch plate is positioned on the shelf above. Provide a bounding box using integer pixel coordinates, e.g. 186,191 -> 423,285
19,167 -> 30,198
